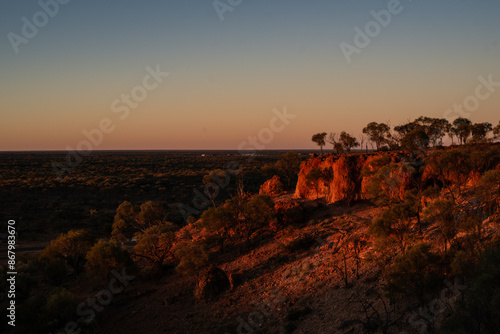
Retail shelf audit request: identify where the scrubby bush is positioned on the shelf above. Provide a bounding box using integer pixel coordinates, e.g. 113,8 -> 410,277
85,239 -> 131,285
424,200 -> 457,253
132,222 -> 178,269
475,170 -> 500,216
39,229 -> 93,276
14,288 -> 79,334
425,148 -> 472,201
365,162 -> 411,206
275,152 -> 301,188
199,202 -> 238,253
442,248 -> 500,333
112,200 -> 166,242
368,200 -> 416,252
386,243 -> 441,303
240,194 -> 276,243
174,241 -> 209,276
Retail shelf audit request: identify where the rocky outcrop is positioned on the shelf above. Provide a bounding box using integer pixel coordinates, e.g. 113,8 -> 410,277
194,266 -> 231,303
294,152 -> 414,204
259,175 -> 285,197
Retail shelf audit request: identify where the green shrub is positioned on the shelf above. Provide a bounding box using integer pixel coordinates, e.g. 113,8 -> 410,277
175,241 -> 209,276
442,248 -> 500,333
386,243 -> 441,302
85,239 -> 131,285
39,229 -> 93,276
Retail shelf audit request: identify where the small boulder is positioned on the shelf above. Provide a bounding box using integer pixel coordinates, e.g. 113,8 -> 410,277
259,175 -> 285,197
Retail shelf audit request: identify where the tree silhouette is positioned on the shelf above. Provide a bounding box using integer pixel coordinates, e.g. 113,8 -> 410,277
327,132 -> 343,154
470,122 -> 493,143
111,200 -> 166,242
339,131 -> 360,153
452,117 -> 472,144
400,126 -> 429,153
423,200 -> 457,253
275,152 -> 301,188
39,229 -> 93,276
199,201 -> 238,253
362,122 -> 390,151
312,132 -> 327,154
85,239 -> 131,285
493,121 -> 500,142
132,222 -> 178,268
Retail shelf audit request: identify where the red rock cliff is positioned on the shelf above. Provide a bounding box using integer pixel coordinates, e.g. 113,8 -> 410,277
294,152 -> 413,204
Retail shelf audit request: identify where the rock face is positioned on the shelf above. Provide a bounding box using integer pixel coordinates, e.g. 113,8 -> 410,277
194,266 -> 231,303
294,152 -> 413,204
259,175 -> 285,197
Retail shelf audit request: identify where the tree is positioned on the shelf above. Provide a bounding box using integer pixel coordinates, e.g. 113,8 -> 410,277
111,201 -> 138,242
413,116 -> 450,147
327,132 -> 344,154
239,194 -> 276,243
85,239 -> 131,285
493,121 -> 500,142
275,152 -> 301,188
359,135 -> 367,153
452,117 -> 472,145
199,201 -> 238,252
339,131 -> 360,153
368,201 -> 416,252
442,248 -> 500,333
44,288 -> 80,331
132,222 -> 178,268
135,201 -> 166,228
312,132 -> 327,154
39,229 -> 93,276
13,288 -> 79,333
111,200 -> 166,242
385,243 -> 440,303
362,122 -> 391,151
470,122 -> 493,143
394,122 -> 417,143
423,200 -> 457,253
400,126 -> 429,153
475,170 -> 500,216
365,162 -> 413,206
425,148 -> 472,202
203,169 -> 230,207
174,241 -> 209,276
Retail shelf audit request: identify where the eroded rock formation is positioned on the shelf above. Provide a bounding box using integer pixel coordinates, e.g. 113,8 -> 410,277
294,152 -> 415,204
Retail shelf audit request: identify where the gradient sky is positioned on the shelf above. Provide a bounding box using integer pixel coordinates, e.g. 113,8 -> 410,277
1,0 -> 499,150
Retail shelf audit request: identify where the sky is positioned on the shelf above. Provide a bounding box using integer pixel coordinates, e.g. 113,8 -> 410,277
0,0 -> 499,150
